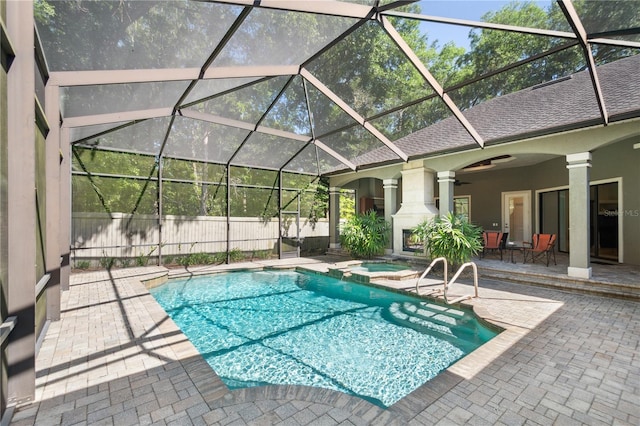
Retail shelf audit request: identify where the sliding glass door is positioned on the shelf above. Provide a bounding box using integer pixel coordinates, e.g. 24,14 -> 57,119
590,182 -> 619,261
539,182 -> 619,261
539,190 -> 569,252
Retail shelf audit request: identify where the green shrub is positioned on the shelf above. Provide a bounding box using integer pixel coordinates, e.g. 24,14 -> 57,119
99,256 -> 116,270
180,255 -> 193,267
76,260 -> 91,270
136,246 -> 157,267
254,249 -> 272,259
195,252 -> 215,264
179,253 -> 197,266
177,252 -> 217,267
340,210 -> 390,259
119,258 -> 132,268
136,254 -> 147,267
412,212 -> 483,269
229,248 -> 244,262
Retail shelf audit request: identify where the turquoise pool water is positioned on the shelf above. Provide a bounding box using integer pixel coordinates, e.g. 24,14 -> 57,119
150,270 -> 498,407
351,262 -> 410,273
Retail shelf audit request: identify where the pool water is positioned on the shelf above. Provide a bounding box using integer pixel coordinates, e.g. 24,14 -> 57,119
350,262 -> 410,273
150,270 -> 498,407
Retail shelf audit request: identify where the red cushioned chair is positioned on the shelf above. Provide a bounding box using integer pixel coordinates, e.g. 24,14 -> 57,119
523,233 -> 557,266
481,231 -> 505,261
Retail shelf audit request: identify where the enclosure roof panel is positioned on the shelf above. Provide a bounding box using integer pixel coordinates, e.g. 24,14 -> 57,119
231,132 -> 310,171
209,7 -> 359,68
163,116 -> 251,165
38,0 -> 640,177
38,1 -> 243,71
76,117 -> 173,157
61,80 -> 191,118
182,77 -> 263,107
189,76 -> 291,125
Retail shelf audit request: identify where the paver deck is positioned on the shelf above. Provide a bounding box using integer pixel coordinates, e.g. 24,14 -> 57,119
12,256 -> 640,425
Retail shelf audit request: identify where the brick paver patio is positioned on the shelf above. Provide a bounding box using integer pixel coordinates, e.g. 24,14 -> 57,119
12,257 -> 640,425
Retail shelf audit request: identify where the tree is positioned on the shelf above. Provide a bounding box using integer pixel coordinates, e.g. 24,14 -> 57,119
72,147 -> 158,214
340,190 -> 356,222
454,0 -> 640,109
305,13 -> 465,146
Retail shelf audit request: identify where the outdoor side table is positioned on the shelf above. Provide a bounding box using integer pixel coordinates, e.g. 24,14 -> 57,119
505,242 -> 525,263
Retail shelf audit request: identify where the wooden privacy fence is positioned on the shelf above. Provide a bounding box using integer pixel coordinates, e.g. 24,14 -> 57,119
71,212 -> 330,264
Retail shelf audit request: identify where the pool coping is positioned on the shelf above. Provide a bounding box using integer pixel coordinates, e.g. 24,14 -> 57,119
139,260 -> 541,422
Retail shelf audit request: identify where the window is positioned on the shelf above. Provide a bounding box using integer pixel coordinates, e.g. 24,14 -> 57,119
436,195 -> 471,221
454,196 -> 471,221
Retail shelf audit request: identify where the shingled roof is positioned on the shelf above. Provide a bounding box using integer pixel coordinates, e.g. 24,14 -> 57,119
340,54 -> 640,173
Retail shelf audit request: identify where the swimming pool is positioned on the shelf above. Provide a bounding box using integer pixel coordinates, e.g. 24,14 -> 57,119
150,270 -> 498,407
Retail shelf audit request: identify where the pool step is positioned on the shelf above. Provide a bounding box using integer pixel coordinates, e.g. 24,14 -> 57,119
387,301 -> 479,343
404,302 -> 473,328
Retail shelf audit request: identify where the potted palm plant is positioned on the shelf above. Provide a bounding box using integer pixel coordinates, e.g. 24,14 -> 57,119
340,210 -> 390,259
412,212 -> 483,272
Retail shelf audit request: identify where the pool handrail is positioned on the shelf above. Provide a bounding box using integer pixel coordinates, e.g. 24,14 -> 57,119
444,261 -> 479,304
415,258 -> 479,304
415,257 -> 447,296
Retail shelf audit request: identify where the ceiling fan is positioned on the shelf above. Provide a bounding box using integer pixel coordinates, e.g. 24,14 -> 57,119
462,155 -> 513,172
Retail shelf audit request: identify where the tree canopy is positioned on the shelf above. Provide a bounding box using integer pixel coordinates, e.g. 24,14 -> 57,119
453,0 -> 639,108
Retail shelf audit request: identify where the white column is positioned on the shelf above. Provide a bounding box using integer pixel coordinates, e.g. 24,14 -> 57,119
566,152 -> 592,279
383,179 -> 398,253
329,187 -> 341,249
437,171 -> 456,216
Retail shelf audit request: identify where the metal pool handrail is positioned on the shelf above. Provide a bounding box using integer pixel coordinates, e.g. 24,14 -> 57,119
415,258 -> 479,304
415,257 -> 447,295
444,262 -> 479,304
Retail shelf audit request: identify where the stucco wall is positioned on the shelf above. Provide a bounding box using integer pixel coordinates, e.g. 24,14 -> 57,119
591,137 -> 640,264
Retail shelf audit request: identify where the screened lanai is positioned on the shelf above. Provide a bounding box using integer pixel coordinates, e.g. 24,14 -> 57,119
3,0 -> 640,417
34,0 -> 640,266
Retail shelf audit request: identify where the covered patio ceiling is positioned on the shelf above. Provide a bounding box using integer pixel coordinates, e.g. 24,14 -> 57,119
36,0 -> 640,177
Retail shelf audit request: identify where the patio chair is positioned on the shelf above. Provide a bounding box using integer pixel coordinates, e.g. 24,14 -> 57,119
523,233 -> 557,266
481,231 -> 506,260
